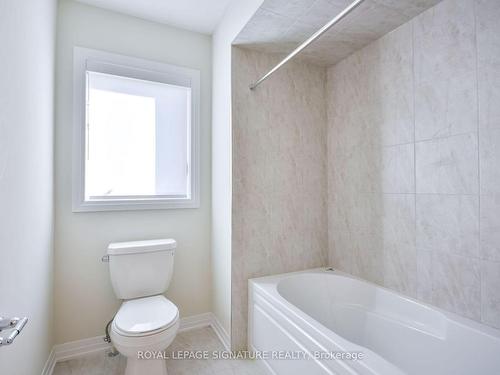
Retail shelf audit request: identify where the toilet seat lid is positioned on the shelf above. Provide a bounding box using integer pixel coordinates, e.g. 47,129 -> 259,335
114,295 -> 178,335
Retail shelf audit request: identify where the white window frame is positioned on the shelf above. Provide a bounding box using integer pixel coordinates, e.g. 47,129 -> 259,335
72,47 -> 200,212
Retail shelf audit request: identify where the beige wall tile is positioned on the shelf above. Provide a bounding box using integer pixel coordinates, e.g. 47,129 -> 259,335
480,129 -> 500,195
416,194 -> 480,258
432,252 -> 481,320
481,260 -> 500,328
417,249 -> 433,303
380,144 -> 415,193
325,0 -> 497,330
480,194 -> 500,262
477,0 -> 500,132
413,0 -> 477,141
231,47 -> 328,350
415,133 -> 479,194
384,245 -> 417,297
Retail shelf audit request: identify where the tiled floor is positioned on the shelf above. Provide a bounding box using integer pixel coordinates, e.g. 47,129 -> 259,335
53,327 -> 268,375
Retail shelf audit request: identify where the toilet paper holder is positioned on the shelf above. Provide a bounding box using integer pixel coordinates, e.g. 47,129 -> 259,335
0,316 -> 28,346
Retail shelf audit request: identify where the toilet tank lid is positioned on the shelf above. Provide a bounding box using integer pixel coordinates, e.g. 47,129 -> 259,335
107,239 -> 176,256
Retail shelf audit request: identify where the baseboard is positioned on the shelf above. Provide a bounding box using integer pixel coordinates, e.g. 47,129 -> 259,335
210,314 -> 230,351
179,312 -> 212,332
41,348 -> 56,375
43,312 -> 229,374
53,335 -> 112,363
178,312 -> 230,351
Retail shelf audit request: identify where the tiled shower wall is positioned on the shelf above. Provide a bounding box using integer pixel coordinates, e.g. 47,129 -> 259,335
232,47 -> 328,350
328,0 -> 500,328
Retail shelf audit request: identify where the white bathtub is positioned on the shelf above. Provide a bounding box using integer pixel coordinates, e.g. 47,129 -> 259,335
248,268 -> 500,375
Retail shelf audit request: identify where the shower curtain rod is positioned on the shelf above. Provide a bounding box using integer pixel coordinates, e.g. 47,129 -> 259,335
249,0 -> 365,90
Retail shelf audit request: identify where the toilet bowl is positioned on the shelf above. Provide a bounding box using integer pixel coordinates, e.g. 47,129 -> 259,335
110,295 -> 179,375
105,239 -> 179,375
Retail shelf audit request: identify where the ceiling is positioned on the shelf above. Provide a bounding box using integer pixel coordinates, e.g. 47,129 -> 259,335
234,0 -> 442,66
74,0 -> 235,34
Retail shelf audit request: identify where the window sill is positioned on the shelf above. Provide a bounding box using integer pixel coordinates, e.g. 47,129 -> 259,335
72,198 -> 200,212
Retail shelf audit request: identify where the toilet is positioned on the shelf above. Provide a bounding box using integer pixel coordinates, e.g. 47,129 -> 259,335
106,239 -> 179,375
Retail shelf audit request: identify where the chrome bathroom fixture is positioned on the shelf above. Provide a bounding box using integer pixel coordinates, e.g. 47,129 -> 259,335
0,316 -> 28,346
249,0 -> 365,90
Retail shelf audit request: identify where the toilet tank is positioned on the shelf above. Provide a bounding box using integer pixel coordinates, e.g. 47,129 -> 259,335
107,239 -> 176,300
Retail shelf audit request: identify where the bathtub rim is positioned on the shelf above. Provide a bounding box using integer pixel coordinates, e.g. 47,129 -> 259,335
248,267 -> 500,344
248,268 -> 407,375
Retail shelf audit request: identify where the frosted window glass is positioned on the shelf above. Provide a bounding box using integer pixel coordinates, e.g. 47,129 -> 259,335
85,71 -> 191,200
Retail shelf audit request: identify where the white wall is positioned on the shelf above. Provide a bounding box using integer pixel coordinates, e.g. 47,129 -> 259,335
0,0 -> 56,374
54,0 -> 212,344
211,0 -> 263,342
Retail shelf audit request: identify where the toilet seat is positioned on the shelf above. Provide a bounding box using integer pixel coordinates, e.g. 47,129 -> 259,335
113,295 -> 179,337
110,312 -> 179,375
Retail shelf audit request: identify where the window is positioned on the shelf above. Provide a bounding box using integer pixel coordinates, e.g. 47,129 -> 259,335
73,47 -> 200,211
